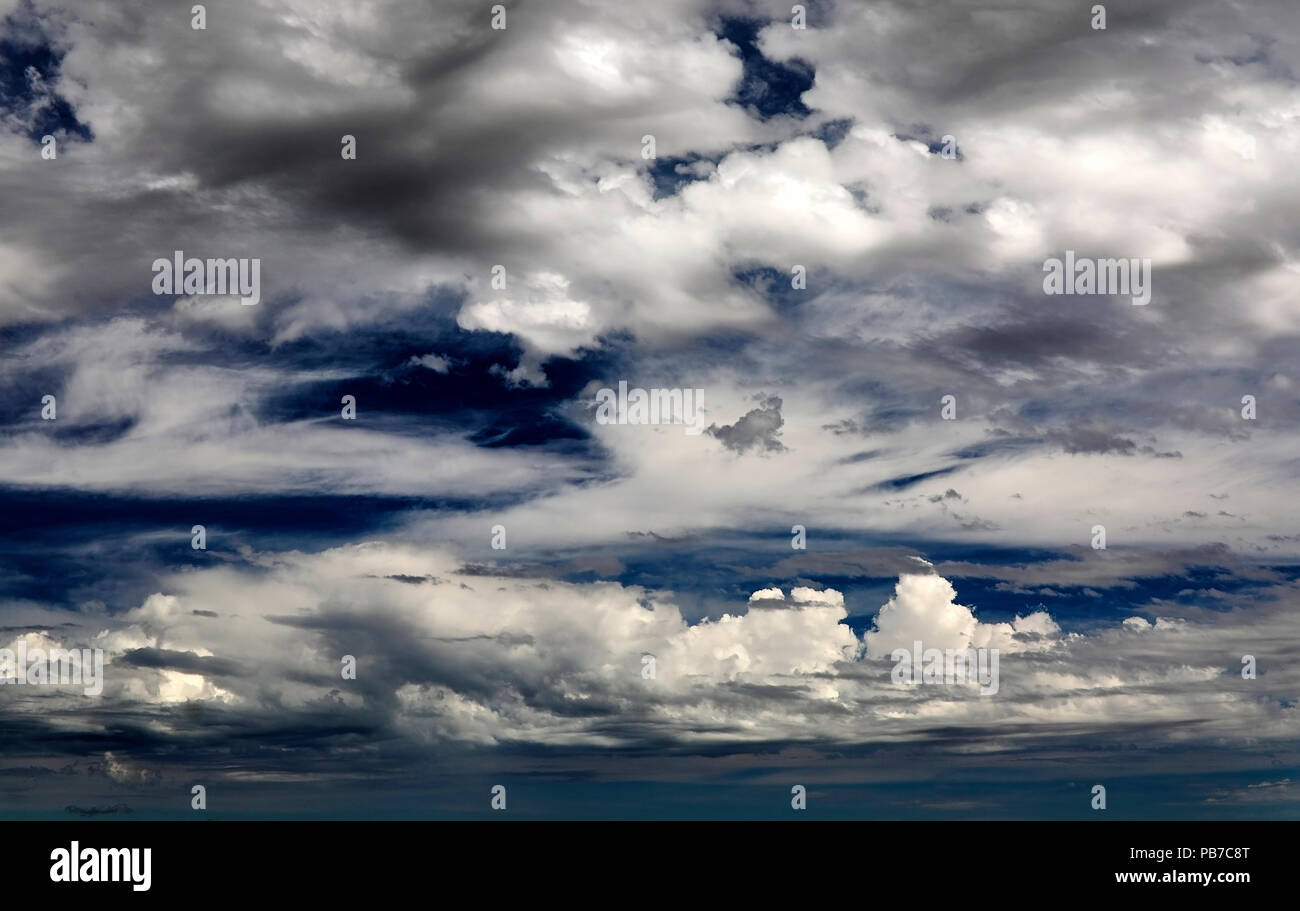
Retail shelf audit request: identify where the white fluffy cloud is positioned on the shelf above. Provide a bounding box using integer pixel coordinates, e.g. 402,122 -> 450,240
864,563 -> 1060,657
3,544 -> 1292,762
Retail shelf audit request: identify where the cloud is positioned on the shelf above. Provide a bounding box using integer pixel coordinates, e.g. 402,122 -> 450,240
3,0 -> 1300,816
863,567 -> 1060,657
65,803 -> 132,817
706,395 -> 786,454
1205,779 -> 1297,805
3,543 -> 1295,783
0,0 -> 1297,558
88,752 -> 160,787
408,353 -> 453,374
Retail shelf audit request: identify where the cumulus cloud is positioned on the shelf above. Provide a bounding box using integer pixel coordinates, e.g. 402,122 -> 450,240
2,545 -> 1293,781
863,567 -> 1060,657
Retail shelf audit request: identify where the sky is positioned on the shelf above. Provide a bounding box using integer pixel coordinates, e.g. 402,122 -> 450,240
0,0 -> 1298,820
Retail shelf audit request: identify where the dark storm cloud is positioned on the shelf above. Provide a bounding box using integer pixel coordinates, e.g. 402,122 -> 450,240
933,314 -> 1157,370
705,395 -> 786,453
1041,425 -> 1137,455
117,648 -> 245,678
